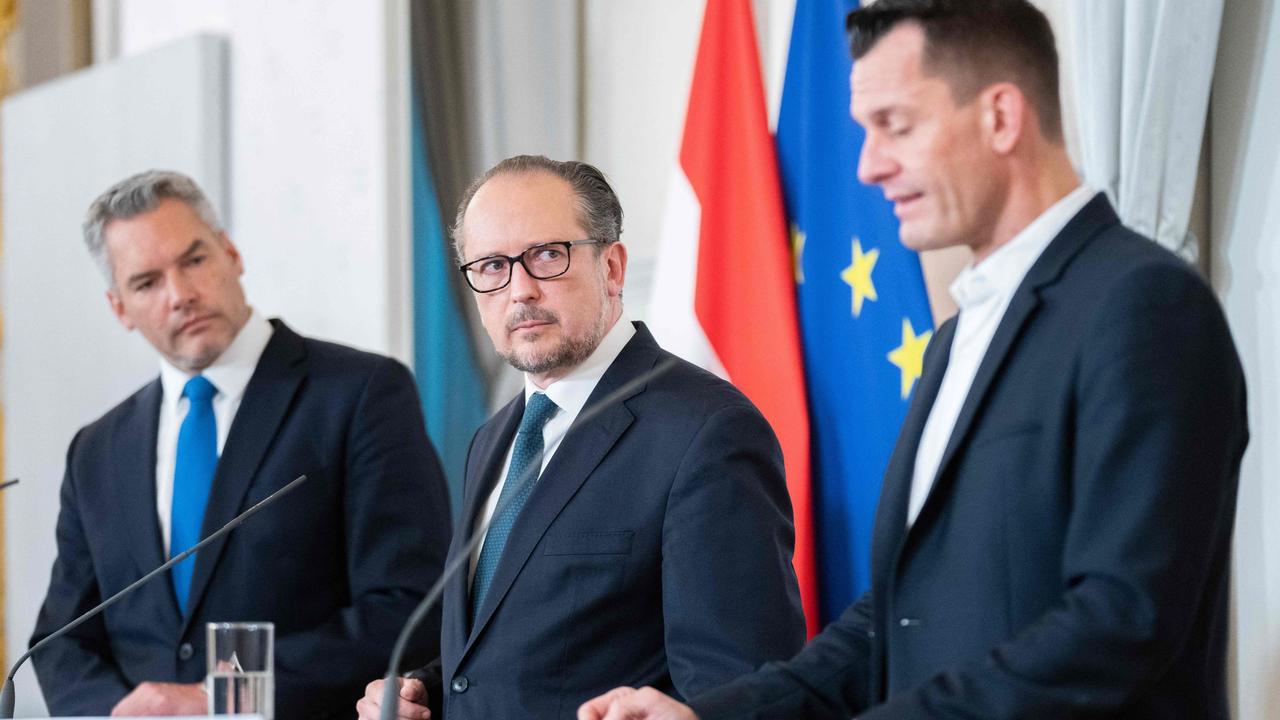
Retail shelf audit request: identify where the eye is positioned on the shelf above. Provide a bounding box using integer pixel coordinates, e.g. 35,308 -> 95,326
183,253 -> 207,267
477,257 -> 509,275
532,246 -> 564,262
133,278 -> 155,292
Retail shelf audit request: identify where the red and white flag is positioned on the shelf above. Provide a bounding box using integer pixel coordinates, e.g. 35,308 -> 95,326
648,0 -> 818,635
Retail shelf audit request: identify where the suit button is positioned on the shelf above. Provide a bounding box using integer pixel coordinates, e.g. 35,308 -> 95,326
450,676 -> 469,693
899,618 -> 920,627
178,643 -> 194,660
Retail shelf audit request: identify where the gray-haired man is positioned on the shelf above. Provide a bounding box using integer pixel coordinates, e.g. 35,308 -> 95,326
31,170 -> 452,720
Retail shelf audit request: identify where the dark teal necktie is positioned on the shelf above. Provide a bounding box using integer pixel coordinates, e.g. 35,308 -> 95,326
170,375 -> 218,613
471,392 -> 559,619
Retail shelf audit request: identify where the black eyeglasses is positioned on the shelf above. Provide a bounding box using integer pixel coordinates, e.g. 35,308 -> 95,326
458,239 -> 609,293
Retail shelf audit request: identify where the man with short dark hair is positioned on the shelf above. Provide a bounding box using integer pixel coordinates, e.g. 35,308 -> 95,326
356,155 -> 806,719
579,1 -> 1246,717
31,170 -> 452,720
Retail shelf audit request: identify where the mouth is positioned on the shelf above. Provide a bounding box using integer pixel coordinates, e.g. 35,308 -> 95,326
177,314 -> 217,336
888,192 -> 924,216
506,306 -> 559,336
509,319 -> 553,334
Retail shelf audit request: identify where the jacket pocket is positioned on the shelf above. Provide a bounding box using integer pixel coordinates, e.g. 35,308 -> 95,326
542,530 -> 634,555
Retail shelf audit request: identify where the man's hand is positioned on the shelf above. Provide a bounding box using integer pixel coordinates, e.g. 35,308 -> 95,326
110,682 -> 207,716
578,687 -> 698,720
356,677 -> 431,720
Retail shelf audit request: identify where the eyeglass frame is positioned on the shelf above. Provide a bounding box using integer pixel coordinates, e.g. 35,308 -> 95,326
457,239 -> 612,293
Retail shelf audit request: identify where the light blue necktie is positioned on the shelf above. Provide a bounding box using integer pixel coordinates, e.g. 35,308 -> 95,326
471,392 -> 559,619
170,375 -> 218,613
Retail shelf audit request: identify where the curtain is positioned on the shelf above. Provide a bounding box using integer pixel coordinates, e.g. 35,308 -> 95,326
1065,0 -> 1223,262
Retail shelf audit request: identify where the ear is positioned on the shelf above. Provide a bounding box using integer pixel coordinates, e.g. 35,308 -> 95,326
219,233 -> 246,275
982,82 -> 1026,155
106,289 -> 136,331
603,242 -> 627,298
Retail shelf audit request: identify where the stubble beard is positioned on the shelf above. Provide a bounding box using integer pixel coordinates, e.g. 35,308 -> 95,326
500,302 -> 611,376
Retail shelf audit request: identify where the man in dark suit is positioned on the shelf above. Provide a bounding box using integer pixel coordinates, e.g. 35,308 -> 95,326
356,156 -> 806,719
580,2 -> 1248,719
31,170 -> 452,720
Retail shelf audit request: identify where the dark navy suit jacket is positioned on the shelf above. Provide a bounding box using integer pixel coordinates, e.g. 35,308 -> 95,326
31,320 -> 452,720
692,195 -> 1248,719
420,323 -> 805,719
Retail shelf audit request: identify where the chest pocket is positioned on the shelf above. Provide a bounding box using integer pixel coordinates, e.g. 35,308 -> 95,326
543,531 -> 634,556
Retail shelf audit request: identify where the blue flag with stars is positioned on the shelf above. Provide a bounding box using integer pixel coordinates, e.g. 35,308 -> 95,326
777,0 -> 935,623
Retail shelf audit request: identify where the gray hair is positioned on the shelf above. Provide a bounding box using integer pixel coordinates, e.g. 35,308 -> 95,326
450,155 -> 624,264
83,169 -> 224,286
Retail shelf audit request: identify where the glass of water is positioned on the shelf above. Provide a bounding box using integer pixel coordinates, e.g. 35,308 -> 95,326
206,622 -> 274,719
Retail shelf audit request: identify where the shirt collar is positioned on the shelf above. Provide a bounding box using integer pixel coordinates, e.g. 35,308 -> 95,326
159,309 -> 275,408
523,313 -> 637,419
949,183 -> 1095,312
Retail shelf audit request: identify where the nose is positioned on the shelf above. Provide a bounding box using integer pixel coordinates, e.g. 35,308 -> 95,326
166,268 -> 198,310
857,130 -> 897,188
506,260 -> 542,304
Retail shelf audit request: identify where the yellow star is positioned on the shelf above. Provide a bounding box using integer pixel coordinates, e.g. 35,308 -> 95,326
887,317 -> 932,399
840,238 -> 879,317
791,224 -> 806,284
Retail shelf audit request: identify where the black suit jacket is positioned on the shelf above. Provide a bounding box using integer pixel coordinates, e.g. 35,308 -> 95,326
691,195 -> 1248,719
423,323 -> 805,718
31,320 -> 452,720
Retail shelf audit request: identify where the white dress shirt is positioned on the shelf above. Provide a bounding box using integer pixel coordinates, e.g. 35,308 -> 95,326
469,314 -> 637,581
155,309 -> 274,553
907,185 -> 1095,527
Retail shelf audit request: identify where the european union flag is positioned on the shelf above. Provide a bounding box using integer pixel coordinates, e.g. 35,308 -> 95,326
776,0 -> 935,623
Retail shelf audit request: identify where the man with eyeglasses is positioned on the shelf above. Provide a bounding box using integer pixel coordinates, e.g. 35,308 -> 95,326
356,155 -> 805,719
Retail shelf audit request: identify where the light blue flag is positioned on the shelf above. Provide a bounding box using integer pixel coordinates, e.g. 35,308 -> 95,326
412,88 -> 488,511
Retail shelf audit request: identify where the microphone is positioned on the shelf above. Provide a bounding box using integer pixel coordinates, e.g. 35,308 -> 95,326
0,479 -> 18,491
378,357 -> 680,720
1,474 -> 309,719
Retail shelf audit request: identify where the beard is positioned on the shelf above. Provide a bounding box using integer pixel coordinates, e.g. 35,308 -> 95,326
499,303 -> 610,376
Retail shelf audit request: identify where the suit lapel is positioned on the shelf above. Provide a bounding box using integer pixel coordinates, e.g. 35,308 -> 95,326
443,397 -> 522,654
872,320 -> 954,577
905,193 -> 1120,538
112,381 -> 171,595
180,320 -> 306,631
461,325 -> 656,656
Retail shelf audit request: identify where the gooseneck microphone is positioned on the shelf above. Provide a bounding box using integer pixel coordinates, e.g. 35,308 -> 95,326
0,479 -> 18,491
0,474 -> 309,719
378,358 -> 680,720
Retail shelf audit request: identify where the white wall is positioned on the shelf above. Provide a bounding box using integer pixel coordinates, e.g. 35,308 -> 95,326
581,1 -> 704,318
101,0 -> 412,361
1212,0 -> 1280,716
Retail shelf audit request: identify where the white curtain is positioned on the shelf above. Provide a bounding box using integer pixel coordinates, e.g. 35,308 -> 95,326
1065,0 -> 1223,261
